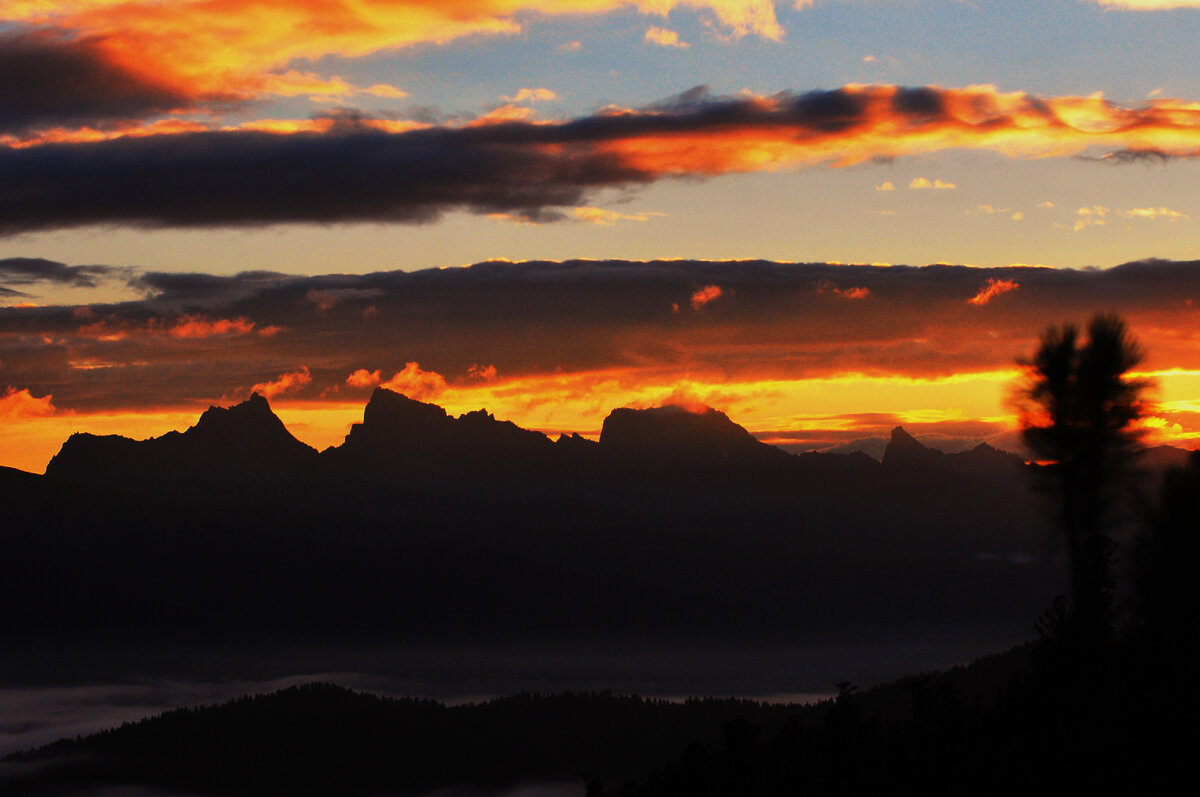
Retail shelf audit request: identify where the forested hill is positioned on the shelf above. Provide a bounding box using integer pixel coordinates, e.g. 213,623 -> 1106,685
3,644 -> 1035,796
2,684 -> 812,795
8,636 -> 1189,797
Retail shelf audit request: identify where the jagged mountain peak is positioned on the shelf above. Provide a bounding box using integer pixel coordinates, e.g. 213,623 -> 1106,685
194,392 -> 281,433
188,392 -> 316,455
881,426 -> 944,466
881,428 -> 1025,473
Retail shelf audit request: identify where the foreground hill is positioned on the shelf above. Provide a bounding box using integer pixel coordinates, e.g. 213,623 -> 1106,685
3,644 -> 1035,796
7,631 -> 1189,797
0,685 -> 801,795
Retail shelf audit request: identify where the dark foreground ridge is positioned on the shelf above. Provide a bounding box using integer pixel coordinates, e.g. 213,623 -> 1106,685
4,632 -> 1192,796
0,683 -> 808,795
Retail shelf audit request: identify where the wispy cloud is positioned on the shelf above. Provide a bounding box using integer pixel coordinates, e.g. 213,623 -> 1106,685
571,207 -> 663,225
967,278 -> 1019,306
909,177 -> 956,190
1074,204 -> 1188,230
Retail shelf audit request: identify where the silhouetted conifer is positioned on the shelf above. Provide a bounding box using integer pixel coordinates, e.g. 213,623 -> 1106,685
1016,313 -> 1150,652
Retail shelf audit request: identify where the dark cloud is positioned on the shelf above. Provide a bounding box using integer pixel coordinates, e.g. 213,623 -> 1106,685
891,86 -> 944,118
6,84 -> 1189,234
0,29 -> 199,135
0,124 -> 646,233
130,269 -> 296,305
3,258 -> 1200,412
0,257 -> 126,287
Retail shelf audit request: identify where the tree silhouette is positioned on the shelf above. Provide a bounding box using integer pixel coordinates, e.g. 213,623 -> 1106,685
1016,314 -> 1150,647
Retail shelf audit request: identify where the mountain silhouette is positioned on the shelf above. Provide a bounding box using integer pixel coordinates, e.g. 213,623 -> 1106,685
323,388 -> 557,494
45,392 -> 318,495
43,391 -> 1026,498
599,404 -> 788,468
882,426 -> 945,466
882,426 -> 1024,474
2,389 -> 1072,664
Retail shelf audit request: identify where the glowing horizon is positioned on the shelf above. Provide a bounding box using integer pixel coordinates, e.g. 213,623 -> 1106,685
4,3 -> 1200,471
6,357 -> 1198,476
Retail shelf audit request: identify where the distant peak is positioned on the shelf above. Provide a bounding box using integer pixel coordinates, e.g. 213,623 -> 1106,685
882,426 -> 943,465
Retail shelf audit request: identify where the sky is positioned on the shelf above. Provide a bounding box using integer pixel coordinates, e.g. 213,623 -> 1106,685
3,0 -> 1200,472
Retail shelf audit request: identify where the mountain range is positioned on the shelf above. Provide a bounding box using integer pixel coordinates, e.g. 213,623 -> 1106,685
40,388 -> 1031,495
2,388 -> 1152,681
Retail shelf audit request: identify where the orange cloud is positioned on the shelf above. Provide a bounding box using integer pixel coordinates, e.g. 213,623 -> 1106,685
0,387 -> 56,419
598,86 -> 1200,179
8,2 -> 780,110
251,367 -> 312,398
469,104 -> 537,126
1,118 -> 210,149
968,278 -> 1020,306
468,364 -> 499,381
346,369 -> 383,388
817,280 -> 870,299
168,315 -> 255,338
72,314 -> 263,341
691,284 -> 723,310
379,362 -> 447,400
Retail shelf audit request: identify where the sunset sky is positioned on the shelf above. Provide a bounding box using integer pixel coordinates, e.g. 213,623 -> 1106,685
4,0 -> 1200,472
